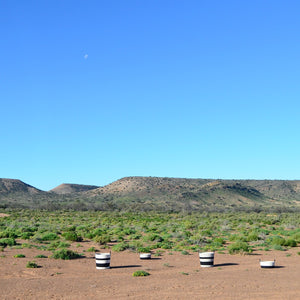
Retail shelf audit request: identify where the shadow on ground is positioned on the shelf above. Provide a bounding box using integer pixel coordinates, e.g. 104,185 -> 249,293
213,263 -> 239,267
110,265 -> 142,269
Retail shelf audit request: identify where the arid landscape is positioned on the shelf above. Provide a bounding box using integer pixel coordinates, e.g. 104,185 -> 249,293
1,242 -> 300,299
4,1 -> 300,299
1,210 -> 300,299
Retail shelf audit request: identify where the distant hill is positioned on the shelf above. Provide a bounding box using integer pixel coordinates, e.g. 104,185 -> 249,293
0,178 -> 51,209
0,178 -> 42,195
84,177 -> 300,212
1,176 -> 300,212
50,183 -> 99,194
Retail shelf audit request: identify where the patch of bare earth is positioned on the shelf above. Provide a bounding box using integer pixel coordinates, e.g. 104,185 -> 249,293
0,213 -> 9,218
1,243 -> 300,299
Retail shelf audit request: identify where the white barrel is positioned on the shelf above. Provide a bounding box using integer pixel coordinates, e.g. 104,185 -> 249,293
139,253 -> 151,260
199,252 -> 214,268
260,260 -> 275,268
95,252 -> 111,269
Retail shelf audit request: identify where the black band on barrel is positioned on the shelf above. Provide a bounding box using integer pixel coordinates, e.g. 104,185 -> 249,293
96,263 -> 110,267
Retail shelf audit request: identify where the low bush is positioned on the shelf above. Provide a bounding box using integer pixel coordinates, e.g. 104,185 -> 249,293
26,261 -> 39,268
52,249 -> 82,260
34,254 -> 48,258
0,230 -> 17,239
272,244 -> 285,251
0,238 -> 16,247
229,234 -> 247,242
284,238 -> 297,247
247,232 -> 259,242
62,232 -> 82,242
112,242 -> 129,252
291,232 -> 300,242
48,241 -> 70,250
137,247 -> 151,253
267,236 -> 285,246
132,270 -> 150,277
14,254 -> 25,258
228,241 -> 251,254
212,237 -> 226,246
128,241 -> 143,251
21,243 -> 33,249
93,235 -> 111,245
40,232 -> 59,241
86,247 -> 96,252
143,233 -> 163,242
20,232 -> 34,240
159,241 -> 173,249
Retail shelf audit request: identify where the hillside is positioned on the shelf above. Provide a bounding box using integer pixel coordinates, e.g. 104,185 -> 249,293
0,179 -> 42,195
0,178 -> 53,209
1,177 -> 300,211
50,183 -> 99,194
83,177 -> 300,211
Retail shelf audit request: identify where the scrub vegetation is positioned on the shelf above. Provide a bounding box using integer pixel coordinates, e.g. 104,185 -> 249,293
0,210 -> 299,257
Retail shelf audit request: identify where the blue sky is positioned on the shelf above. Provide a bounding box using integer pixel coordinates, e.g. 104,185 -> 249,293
1,0 -> 300,191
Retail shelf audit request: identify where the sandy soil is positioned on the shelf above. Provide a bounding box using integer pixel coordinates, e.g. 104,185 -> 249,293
0,213 -> 10,218
1,243 -> 299,300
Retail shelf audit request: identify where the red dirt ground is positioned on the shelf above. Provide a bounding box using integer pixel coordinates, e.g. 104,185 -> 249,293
1,243 -> 300,300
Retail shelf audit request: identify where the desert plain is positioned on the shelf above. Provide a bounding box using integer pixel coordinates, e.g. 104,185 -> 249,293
1,242 -> 299,300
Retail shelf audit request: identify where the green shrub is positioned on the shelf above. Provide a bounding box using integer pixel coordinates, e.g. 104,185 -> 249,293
128,241 -> 143,251
39,232 -> 59,241
86,247 -> 96,252
154,250 -> 164,257
267,236 -> 285,246
21,243 -> 32,249
14,254 -> 25,258
284,238 -> 297,247
143,233 -> 163,242
62,232 -> 82,242
20,232 -> 33,240
228,241 -> 251,254
34,254 -> 48,258
160,241 -> 173,249
52,249 -> 82,260
44,232 -> 59,241
58,242 -> 71,248
229,234 -> 247,242
291,232 -> 300,242
48,241 -> 70,250
0,230 -> 17,239
0,238 -> 16,247
112,242 -> 129,252
132,270 -> 150,277
26,261 -> 39,268
137,247 -> 151,253
65,225 -> 77,232
272,244 -> 285,251
212,237 -> 225,246
247,232 -> 259,242
93,235 -> 111,245
131,233 -> 142,240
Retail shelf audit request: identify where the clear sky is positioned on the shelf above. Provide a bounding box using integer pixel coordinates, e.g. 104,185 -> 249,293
1,0 -> 300,191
